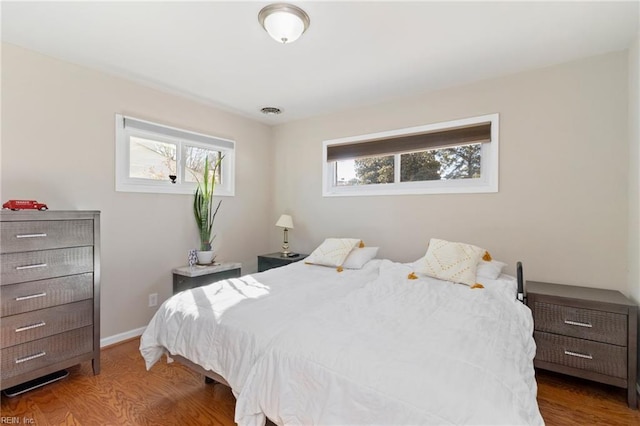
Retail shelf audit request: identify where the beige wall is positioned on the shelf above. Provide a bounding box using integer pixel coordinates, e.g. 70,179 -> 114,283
1,43 -> 274,341
630,32 -> 640,307
272,51 -> 630,294
628,30 -> 640,387
2,42 -> 635,343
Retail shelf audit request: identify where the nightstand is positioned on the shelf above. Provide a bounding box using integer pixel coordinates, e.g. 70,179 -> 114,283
526,281 -> 638,408
257,252 -> 308,272
172,262 -> 241,294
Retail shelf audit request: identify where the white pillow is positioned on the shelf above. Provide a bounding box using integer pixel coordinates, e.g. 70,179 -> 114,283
479,274 -> 518,299
476,260 -> 507,280
414,238 -> 485,286
342,247 -> 379,269
305,238 -> 361,267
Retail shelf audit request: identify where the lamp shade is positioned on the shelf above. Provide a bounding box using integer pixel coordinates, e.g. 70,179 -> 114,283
275,214 -> 294,229
259,3 -> 310,44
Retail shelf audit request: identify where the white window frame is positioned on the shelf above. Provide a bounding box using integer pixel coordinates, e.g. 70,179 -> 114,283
322,113 -> 499,197
115,114 -> 235,196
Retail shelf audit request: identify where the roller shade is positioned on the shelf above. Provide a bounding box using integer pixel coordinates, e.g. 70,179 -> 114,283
122,116 -> 235,150
327,122 -> 491,162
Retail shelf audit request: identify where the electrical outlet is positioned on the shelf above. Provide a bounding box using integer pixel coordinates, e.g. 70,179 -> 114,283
148,293 -> 158,307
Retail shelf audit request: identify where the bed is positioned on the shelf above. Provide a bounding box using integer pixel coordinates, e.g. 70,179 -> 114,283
140,238 -> 543,425
139,255 -> 383,395
235,259 -> 543,425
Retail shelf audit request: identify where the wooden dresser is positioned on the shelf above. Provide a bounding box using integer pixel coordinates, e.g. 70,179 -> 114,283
526,281 -> 637,408
0,210 -> 100,391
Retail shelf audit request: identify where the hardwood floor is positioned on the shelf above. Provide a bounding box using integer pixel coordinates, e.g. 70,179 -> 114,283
1,338 -> 639,425
536,370 -> 640,425
1,339 -> 235,425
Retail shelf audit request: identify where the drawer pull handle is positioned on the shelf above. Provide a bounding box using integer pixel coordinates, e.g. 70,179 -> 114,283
16,233 -> 47,239
15,322 -> 46,333
15,351 -> 46,364
564,350 -> 593,360
15,263 -> 47,270
15,292 -> 47,301
564,320 -> 592,328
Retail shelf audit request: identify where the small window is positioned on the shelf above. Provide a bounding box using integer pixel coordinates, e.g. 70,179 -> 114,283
323,114 -> 498,196
115,114 -> 235,195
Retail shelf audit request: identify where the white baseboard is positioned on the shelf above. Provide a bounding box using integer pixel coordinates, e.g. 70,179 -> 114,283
100,326 -> 146,348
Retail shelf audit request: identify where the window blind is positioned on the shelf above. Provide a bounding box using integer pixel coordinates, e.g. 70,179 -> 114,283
122,116 -> 235,149
326,122 -> 491,162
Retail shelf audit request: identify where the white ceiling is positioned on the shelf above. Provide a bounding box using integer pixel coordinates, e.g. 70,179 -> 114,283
2,1 -> 638,125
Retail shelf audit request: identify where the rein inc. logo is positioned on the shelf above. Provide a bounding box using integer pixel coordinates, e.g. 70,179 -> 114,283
1,417 -> 34,424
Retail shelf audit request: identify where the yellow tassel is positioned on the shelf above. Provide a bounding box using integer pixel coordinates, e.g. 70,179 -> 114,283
359,240 -> 365,248
336,266 -> 344,272
408,272 -> 418,280
482,251 -> 492,262
471,283 -> 484,289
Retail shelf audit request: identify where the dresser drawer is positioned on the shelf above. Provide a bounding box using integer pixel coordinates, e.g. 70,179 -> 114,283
0,247 -> 93,286
1,326 -> 93,381
534,331 -> 627,379
1,300 -> 93,349
532,302 -> 627,346
0,273 -> 93,317
1,220 -> 93,254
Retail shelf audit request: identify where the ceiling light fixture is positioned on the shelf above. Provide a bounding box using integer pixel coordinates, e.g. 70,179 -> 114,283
258,3 -> 310,44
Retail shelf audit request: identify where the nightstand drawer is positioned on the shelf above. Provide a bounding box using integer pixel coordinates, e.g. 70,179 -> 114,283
1,220 -> 93,254
533,302 -> 627,346
258,256 -> 288,271
172,264 -> 241,294
0,247 -> 94,285
1,300 -> 93,349
534,331 -> 627,379
258,253 -> 308,272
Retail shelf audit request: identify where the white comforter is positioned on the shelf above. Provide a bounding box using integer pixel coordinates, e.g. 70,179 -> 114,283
235,260 -> 543,425
139,260 -> 382,396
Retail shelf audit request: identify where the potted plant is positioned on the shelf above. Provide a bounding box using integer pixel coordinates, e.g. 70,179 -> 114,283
193,156 -> 222,264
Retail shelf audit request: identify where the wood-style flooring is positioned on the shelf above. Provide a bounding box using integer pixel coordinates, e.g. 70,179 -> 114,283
1,338 -> 639,425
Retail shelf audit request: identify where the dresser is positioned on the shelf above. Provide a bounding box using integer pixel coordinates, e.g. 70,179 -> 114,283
526,281 -> 637,408
257,252 -> 308,272
0,210 -> 100,391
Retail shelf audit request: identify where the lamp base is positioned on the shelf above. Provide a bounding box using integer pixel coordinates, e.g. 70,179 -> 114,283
281,231 -> 290,257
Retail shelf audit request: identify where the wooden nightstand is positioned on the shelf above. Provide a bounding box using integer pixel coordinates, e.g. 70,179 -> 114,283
172,262 -> 241,294
257,252 -> 308,272
526,281 -> 638,408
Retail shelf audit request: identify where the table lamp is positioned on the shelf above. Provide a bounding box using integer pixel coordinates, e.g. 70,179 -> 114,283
275,214 -> 294,256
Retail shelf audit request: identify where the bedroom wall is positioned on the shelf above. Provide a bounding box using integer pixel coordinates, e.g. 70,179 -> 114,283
629,30 -> 640,389
271,51 -> 631,295
1,43 -> 274,342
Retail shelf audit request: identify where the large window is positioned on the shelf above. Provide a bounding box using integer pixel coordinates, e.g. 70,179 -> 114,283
115,114 -> 235,195
323,114 -> 498,196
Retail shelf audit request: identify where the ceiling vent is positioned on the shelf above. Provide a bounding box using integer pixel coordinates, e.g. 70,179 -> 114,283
260,107 -> 283,115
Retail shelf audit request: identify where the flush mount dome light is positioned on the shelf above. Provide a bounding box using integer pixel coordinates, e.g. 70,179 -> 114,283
258,3 -> 310,44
